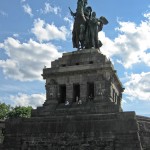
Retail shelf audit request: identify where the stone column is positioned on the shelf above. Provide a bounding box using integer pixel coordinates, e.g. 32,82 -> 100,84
66,84 -> 73,103
118,93 -> 122,107
80,83 -> 87,102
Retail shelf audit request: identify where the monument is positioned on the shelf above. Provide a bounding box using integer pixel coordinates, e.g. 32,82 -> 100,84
70,0 -> 108,50
2,0 -> 150,149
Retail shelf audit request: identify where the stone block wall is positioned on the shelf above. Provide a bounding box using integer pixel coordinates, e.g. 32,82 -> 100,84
3,112 -> 143,150
0,120 -> 5,149
137,116 -> 150,150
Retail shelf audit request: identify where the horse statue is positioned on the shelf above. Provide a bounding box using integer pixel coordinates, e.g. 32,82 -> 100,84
70,0 -> 90,50
70,0 -> 108,50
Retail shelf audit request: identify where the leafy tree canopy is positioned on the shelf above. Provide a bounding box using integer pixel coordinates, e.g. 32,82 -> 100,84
0,102 -> 11,120
7,106 -> 32,119
0,102 -> 32,119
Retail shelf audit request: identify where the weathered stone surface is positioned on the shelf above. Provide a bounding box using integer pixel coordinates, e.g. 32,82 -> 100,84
3,112 -> 143,150
137,116 -> 150,150
0,120 -> 5,149
2,49 -> 150,149
33,49 -> 124,117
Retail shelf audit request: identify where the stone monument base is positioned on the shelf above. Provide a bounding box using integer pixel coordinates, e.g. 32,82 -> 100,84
3,111 -> 150,150
2,49 -> 150,149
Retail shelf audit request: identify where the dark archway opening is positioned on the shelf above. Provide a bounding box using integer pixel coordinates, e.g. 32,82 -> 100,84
87,82 -> 94,101
73,84 -> 80,102
59,85 -> 66,103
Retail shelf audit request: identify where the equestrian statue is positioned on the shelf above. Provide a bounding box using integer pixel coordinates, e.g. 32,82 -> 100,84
69,0 -> 108,50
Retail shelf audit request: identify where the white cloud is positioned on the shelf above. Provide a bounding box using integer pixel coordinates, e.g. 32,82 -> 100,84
99,12 -> 150,68
64,16 -> 73,31
99,31 -> 119,57
41,3 -> 61,15
23,4 -> 33,17
31,18 -> 68,42
13,33 -> 19,37
0,10 -> 8,16
0,37 -> 62,81
9,93 -> 45,108
0,43 -> 3,48
124,72 -> 150,101
144,12 -> 150,20
21,0 -> 26,2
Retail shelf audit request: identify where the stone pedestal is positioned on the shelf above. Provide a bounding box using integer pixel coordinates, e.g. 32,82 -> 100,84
33,49 -> 124,116
3,112 -> 145,150
2,49 -> 150,149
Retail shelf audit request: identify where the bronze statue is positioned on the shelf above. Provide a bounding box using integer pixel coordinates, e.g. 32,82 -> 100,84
70,0 -> 87,49
69,0 -> 108,50
89,12 -> 108,49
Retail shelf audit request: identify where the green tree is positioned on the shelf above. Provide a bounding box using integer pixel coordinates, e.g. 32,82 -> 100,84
8,106 -> 32,118
0,102 -> 11,119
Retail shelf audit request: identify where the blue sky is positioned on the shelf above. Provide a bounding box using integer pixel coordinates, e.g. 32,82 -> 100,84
0,0 -> 150,116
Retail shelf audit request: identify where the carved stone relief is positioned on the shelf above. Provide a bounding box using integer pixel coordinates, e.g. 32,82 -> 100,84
46,79 -> 58,100
95,82 -> 105,96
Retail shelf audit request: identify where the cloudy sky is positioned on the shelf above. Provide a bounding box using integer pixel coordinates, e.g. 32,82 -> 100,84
0,0 -> 150,116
